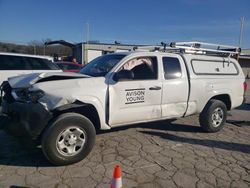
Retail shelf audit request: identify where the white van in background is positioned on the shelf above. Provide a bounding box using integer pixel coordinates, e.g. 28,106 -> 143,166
0,52 -> 62,85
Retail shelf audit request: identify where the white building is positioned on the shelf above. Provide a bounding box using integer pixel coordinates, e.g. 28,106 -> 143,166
45,40 -> 139,65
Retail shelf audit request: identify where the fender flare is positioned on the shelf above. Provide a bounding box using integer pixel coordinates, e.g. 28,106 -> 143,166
53,96 -> 110,130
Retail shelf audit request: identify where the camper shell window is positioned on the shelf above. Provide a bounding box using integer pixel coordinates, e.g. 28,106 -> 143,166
191,59 -> 239,75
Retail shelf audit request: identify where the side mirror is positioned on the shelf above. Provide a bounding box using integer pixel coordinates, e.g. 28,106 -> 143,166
113,70 -> 134,81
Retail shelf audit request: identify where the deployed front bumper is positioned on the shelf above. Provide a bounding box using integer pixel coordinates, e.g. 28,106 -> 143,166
1,99 -> 52,138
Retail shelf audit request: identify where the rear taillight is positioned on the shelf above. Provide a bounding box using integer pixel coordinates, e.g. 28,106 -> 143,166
243,81 -> 247,96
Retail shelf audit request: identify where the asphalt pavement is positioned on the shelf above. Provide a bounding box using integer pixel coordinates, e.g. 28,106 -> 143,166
0,80 -> 249,188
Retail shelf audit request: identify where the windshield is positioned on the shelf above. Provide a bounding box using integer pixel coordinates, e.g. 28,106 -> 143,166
80,54 -> 126,77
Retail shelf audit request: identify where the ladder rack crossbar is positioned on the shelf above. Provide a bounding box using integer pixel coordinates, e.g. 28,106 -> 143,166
133,41 -> 240,56
174,45 -> 239,55
175,41 -> 239,50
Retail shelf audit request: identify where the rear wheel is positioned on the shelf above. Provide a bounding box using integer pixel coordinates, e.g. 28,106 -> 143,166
199,99 -> 227,132
41,113 -> 96,165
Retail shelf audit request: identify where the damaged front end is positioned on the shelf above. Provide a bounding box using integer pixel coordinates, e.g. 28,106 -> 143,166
0,72 -> 93,138
0,81 -> 52,138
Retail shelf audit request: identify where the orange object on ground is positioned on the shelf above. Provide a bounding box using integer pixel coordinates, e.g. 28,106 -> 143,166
111,165 -> 122,188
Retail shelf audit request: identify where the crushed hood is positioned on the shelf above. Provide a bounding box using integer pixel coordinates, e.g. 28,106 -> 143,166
8,72 -> 90,88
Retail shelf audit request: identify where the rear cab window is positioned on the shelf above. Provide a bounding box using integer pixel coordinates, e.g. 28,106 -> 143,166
162,56 -> 182,79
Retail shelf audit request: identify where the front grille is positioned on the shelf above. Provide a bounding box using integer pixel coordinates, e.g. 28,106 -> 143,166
1,81 -> 15,103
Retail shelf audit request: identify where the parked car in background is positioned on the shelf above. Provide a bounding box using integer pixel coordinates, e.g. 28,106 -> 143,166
0,52 -> 62,86
56,62 -> 82,72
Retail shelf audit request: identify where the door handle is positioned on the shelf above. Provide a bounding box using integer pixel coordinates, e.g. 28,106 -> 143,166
149,86 -> 161,90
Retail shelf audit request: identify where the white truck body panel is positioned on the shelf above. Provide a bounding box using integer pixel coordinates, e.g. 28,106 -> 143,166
0,69 -> 62,86
33,76 -> 111,130
5,51 -> 245,131
183,55 -> 245,114
109,79 -> 162,126
0,70 -> 33,86
159,53 -> 189,118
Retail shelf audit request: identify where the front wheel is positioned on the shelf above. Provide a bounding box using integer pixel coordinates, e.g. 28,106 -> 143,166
199,99 -> 227,133
41,113 -> 96,165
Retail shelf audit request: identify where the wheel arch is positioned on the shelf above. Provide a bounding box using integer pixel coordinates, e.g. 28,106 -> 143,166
207,94 -> 232,111
52,101 -> 101,131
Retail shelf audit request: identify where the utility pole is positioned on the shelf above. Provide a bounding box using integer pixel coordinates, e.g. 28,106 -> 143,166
84,22 -> 90,64
237,17 -> 244,60
86,22 -> 90,44
238,16 -> 245,48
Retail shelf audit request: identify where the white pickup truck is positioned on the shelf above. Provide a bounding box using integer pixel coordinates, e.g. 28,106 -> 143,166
0,42 -> 247,165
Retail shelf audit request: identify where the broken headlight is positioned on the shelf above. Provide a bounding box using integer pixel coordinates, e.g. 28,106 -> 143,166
11,89 -> 45,103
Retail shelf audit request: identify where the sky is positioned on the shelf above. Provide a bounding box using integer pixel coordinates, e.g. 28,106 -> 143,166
0,0 -> 250,48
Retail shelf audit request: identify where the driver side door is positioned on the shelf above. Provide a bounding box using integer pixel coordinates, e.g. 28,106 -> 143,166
108,56 -> 162,126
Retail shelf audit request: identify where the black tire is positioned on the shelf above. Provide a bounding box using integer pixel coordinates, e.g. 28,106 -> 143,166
199,99 -> 227,133
41,113 -> 96,165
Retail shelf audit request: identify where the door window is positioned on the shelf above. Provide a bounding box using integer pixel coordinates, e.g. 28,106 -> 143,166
25,57 -> 59,70
122,57 -> 158,80
0,55 -> 29,70
162,57 -> 182,79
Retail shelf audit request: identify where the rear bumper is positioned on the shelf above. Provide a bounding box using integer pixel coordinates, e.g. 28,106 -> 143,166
1,100 -> 52,138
